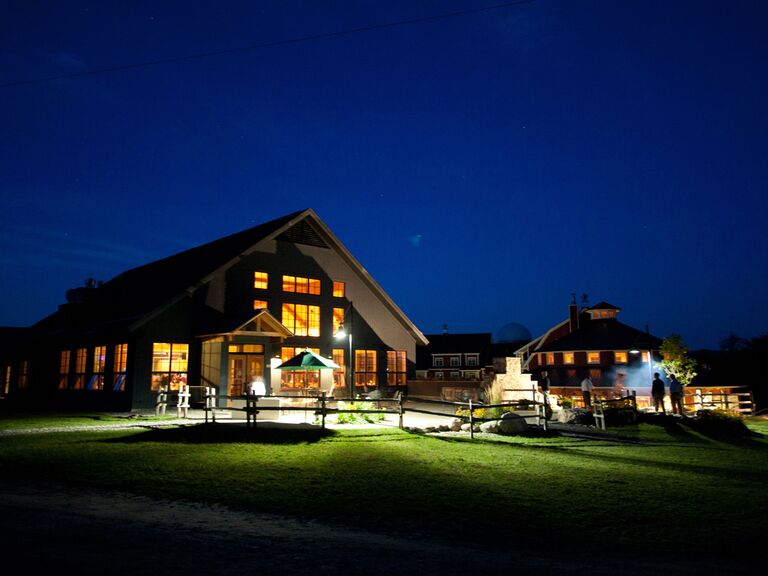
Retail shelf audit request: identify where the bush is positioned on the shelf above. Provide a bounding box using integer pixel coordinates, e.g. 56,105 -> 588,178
334,401 -> 386,424
690,409 -> 751,438
455,407 -> 489,420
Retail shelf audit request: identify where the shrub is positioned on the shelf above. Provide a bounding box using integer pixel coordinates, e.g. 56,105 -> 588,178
690,409 -> 751,438
335,401 -> 386,424
455,407 -> 489,420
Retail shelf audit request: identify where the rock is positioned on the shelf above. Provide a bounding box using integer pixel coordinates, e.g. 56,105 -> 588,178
438,424 -> 450,432
406,427 -> 424,434
480,421 -> 499,434
424,426 -> 437,433
472,424 -> 481,433
497,413 -> 528,435
450,419 -> 463,432
460,423 -> 472,432
557,409 -> 577,424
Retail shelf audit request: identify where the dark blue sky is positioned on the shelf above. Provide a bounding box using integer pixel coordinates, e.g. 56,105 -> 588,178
1,1 -> 766,349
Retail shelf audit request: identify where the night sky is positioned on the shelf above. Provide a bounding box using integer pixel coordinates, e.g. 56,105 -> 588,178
2,1 -> 767,350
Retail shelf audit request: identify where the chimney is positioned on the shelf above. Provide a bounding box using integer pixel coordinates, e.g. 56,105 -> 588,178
442,323 -> 449,335
569,293 -> 579,333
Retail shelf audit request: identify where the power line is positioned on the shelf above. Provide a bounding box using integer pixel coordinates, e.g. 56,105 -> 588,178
0,1 -> 535,89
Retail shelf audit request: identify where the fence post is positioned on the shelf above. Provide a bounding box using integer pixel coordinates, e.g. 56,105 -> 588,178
177,384 -> 189,419
469,399 -> 474,439
155,385 -> 167,416
398,393 -> 404,430
320,392 -> 326,430
723,392 -> 729,413
209,386 -> 216,423
542,393 -> 548,431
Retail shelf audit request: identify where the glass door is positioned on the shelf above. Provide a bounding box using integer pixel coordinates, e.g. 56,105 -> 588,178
229,354 -> 265,396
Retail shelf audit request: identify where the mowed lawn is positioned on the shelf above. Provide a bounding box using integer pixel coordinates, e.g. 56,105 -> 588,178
1,416 -> 766,559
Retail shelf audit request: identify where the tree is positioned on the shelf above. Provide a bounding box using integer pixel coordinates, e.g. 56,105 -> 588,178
660,334 -> 697,386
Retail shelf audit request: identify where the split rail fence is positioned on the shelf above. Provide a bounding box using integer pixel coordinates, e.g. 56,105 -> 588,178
154,385 -> 550,438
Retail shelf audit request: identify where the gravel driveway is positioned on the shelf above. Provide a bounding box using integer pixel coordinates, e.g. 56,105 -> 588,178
0,482 -> 746,576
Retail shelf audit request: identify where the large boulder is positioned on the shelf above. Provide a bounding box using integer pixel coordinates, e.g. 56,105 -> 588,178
450,419 -> 463,432
497,413 -> 528,435
558,408 -> 594,426
480,420 -> 500,434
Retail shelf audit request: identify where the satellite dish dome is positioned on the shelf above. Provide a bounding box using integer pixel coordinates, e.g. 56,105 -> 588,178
496,322 -> 532,343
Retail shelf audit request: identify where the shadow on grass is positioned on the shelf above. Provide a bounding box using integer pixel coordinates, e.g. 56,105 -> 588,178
429,429 -> 768,483
102,423 -> 334,445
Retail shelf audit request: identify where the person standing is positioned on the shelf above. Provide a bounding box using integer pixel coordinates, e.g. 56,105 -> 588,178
651,372 -> 666,414
581,374 -> 594,408
669,374 -> 684,415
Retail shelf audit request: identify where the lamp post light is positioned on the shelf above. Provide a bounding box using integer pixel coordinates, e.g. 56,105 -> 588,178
335,327 -> 353,399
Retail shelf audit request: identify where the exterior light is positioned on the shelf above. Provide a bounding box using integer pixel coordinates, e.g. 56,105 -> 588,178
334,317 -> 353,399
629,349 -> 640,354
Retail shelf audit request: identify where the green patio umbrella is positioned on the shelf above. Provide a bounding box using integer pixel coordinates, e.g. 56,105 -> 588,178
276,349 -> 340,370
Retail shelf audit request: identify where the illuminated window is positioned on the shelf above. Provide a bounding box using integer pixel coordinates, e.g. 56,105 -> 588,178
253,299 -> 268,310
282,303 -> 320,337
88,346 -> 106,390
355,350 -> 377,387
228,344 -> 264,353
642,351 -> 650,362
18,360 -> 29,389
3,366 -> 10,396
280,346 -> 320,388
282,275 -> 321,295
614,351 -> 627,364
59,350 -> 71,390
73,348 -> 87,389
333,308 -> 345,334
387,350 -> 407,386
563,352 -> 574,364
587,352 -> 600,364
546,353 -> 555,365
151,343 -> 188,392
333,281 -> 345,298
113,344 -> 128,391
333,348 -> 346,389
434,357 -> 444,367
253,271 -> 268,289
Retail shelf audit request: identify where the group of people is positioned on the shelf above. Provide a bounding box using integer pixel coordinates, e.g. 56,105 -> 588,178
652,372 -> 684,415
538,370 -> 685,415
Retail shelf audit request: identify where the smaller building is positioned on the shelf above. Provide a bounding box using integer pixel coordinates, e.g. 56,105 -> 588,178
411,332 -> 492,400
516,296 -> 662,407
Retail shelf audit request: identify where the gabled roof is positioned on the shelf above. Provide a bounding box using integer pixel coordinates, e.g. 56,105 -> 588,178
33,209 -> 428,345
587,301 -> 621,311
195,308 -> 293,340
420,333 -> 492,353
535,320 -> 661,352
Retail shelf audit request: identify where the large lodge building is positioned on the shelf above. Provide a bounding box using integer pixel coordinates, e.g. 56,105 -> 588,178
0,209 -> 428,410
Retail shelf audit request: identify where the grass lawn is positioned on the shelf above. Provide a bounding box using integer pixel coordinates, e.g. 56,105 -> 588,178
0,412 -> 176,430
1,416 -> 766,559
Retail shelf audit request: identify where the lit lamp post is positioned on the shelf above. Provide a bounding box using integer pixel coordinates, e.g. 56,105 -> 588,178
334,327 -> 353,399
334,314 -> 353,399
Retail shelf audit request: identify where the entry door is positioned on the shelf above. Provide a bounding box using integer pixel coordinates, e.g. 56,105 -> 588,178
229,354 -> 264,396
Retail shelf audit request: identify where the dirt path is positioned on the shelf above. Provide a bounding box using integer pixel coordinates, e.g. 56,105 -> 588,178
0,482 -> 745,576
